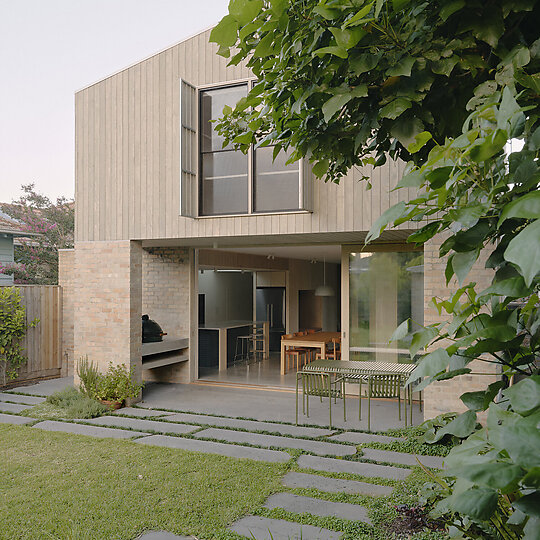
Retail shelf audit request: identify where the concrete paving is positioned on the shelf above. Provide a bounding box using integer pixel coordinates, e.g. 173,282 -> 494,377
194,428 -> 356,456
32,420 -> 148,439
85,416 -> 199,435
114,407 -> 176,418
229,516 -> 342,539
0,413 -> 34,425
0,402 -> 31,414
163,411 -> 335,438
9,376 -> 72,396
0,392 -> 45,405
329,432 -> 404,445
264,492 -> 371,522
135,532 -> 193,540
282,471 -> 393,497
136,434 -> 290,463
297,455 -> 411,480
140,382 -> 423,431
361,448 -> 445,469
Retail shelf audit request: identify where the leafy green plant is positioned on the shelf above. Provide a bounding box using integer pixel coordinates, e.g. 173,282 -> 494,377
0,287 -> 39,386
94,363 -> 143,404
76,356 -> 101,399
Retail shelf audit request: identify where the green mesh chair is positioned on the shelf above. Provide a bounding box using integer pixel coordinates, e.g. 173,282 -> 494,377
296,371 -> 346,429
365,374 -> 407,431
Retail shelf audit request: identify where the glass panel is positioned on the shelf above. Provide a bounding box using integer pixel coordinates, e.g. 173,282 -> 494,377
201,151 -> 248,215
254,146 -> 300,212
200,85 -> 247,152
349,251 -> 424,363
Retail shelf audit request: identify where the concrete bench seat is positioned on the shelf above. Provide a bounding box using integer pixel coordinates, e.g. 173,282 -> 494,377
142,337 -> 189,370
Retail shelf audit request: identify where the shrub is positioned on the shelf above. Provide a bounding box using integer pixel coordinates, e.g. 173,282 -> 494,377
76,356 -> 100,398
40,386 -> 108,419
94,363 -> 143,404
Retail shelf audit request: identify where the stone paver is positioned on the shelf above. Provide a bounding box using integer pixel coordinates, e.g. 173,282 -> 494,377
264,492 -> 371,523
135,532 -> 192,540
361,448 -> 445,469
0,413 -> 34,425
0,402 -> 31,414
0,392 -> 45,405
32,420 -> 148,440
194,428 -> 356,456
85,416 -> 199,435
298,455 -> 411,480
162,411 -> 334,438
282,471 -> 393,497
329,432 -> 403,445
229,516 -> 342,539
136,434 -> 290,463
114,407 -> 176,418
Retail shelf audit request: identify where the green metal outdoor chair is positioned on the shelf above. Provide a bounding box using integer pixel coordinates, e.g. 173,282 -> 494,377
296,371 -> 346,429
365,374 -> 407,431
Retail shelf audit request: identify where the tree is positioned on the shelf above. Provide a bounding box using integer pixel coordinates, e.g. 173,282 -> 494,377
211,1 -> 540,538
1,184 -> 74,284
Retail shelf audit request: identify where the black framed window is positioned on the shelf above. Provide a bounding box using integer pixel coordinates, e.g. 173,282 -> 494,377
199,82 -> 301,216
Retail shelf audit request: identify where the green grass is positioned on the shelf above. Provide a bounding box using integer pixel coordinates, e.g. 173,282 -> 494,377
0,424 -> 286,540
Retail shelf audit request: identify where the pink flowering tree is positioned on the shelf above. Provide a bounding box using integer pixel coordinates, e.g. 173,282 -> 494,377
1,184 -> 74,285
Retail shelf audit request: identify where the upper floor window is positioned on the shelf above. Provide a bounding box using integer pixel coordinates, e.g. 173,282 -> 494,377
199,83 -> 301,216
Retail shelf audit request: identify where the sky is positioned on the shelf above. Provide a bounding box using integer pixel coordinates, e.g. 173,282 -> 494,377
0,0 -> 229,204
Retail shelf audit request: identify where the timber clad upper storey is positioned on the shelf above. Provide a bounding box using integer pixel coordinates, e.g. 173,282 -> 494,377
75,28 -> 418,243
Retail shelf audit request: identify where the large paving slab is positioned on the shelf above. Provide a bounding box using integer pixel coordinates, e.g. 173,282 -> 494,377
0,402 -> 31,414
85,416 -> 199,435
329,432 -> 404,445
282,471 -> 393,497
135,532 -> 193,539
229,516 -> 342,539
361,448 -> 445,469
194,428 -> 356,456
297,455 -> 411,480
0,413 -> 34,425
136,434 -> 290,463
32,420 -> 148,440
114,407 -> 176,418
264,492 -> 371,523
161,411 -> 334,438
0,392 -> 45,405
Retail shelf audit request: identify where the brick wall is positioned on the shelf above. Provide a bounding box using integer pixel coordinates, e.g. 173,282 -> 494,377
73,240 -> 142,385
58,249 -> 75,376
142,247 -> 191,383
423,235 -> 498,419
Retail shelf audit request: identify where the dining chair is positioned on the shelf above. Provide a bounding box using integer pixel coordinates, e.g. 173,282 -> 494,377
283,334 -> 309,371
315,336 -> 341,360
365,374 -> 407,431
296,371 -> 346,428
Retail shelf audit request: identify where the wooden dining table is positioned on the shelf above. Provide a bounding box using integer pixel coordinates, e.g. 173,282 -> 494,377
280,331 -> 341,374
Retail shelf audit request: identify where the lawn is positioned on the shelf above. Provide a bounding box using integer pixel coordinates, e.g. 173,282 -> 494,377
0,424 -> 286,540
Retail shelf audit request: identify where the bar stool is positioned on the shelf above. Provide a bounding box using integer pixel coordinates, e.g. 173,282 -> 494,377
234,334 -> 252,363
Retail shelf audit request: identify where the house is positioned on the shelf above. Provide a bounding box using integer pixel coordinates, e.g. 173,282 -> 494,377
60,27 -> 497,420
0,210 -> 31,285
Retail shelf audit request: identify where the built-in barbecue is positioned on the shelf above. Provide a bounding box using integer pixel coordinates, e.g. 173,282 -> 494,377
142,314 -> 167,343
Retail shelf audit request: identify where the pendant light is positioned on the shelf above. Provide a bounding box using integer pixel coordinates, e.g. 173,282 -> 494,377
315,257 -> 334,297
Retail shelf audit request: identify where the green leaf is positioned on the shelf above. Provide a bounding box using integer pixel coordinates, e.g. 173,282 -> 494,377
229,0 -> 263,25
322,94 -> 352,123
314,45 -> 348,59
407,131 -> 432,153
431,56 -> 459,76
312,5 -> 341,20
504,219 -> 540,286
390,319 -> 409,342
312,159 -> 329,178
524,517 -> 540,540
209,15 -> 239,48
478,276 -> 529,301
504,376 -> 540,416
501,419 -> 540,468
392,0 -> 410,10
408,347 -> 449,384
451,249 -> 479,286
380,98 -> 412,120
439,0 -> 464,21
407,221 -> 440,244
452,463 -> 523,492
514,492 -> 540,519
396,169 -> 424,188
254,33 -> 276,57
461,381 -> 505,412
351,53 -> 380,75
433,410 -> 478,442
522,468 -> 540,489
386,56 -> 415,77
344,3 -> 373,27
365,201 -> 407,243
469,129 -> 508,162
498,191 -> 540,227
450,487 -> 499,520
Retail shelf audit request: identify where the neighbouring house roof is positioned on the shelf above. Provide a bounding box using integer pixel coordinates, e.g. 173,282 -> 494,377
0,210 -> 39,238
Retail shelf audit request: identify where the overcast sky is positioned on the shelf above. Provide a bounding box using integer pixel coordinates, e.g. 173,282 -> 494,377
0,0 -> 229,204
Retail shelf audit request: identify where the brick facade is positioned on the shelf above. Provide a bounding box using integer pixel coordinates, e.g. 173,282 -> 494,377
72,240 -> 142,386
58,249 -> 75,376
423,235 -> 498,419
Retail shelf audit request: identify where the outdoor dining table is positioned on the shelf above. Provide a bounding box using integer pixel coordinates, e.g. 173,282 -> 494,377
303,359 -> 417,423
280,331 -> 341,375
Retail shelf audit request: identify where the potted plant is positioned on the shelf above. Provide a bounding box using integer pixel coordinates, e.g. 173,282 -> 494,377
94,363 -> 143,410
